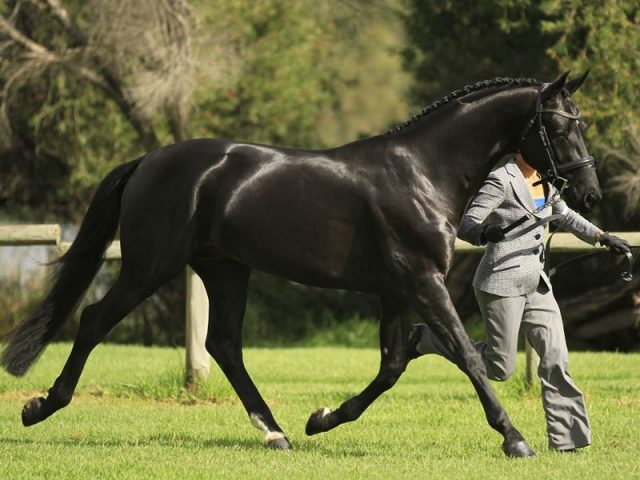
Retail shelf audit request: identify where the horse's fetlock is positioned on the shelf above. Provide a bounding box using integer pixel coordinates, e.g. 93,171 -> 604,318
50,393 -> 72,408
338,401 -> 362,423
488,410 -> 511,432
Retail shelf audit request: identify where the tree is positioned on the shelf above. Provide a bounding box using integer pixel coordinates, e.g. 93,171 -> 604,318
539,0 -> 640,231
1,0 -> 409,348
1,0 -> 388,218
192,0 -> 390,148
402,0 -> 558,103
401,0 -> 640,223
401,0 -> 640,349
0,0 -> 196,217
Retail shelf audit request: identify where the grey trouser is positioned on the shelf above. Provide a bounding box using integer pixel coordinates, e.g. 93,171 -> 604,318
417,282 -> 591,450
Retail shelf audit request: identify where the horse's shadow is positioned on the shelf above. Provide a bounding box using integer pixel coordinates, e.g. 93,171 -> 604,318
0,433 -> 369,457
0,434 -> 257,451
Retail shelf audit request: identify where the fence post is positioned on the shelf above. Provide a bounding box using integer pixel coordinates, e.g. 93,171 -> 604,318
185,267 -> 210,389
524,337 -> 539,386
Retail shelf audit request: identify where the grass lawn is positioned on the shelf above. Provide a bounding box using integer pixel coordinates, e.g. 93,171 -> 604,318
0,344 -> 639,479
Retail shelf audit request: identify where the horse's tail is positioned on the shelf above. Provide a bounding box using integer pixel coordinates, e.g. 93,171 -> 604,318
1,157 -> 143,377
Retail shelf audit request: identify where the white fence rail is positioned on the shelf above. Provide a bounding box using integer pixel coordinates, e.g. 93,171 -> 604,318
0,224 -> 60,246
2,224 -> 639,386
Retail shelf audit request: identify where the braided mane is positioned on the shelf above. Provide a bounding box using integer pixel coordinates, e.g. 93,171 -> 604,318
386,77 -> 540,135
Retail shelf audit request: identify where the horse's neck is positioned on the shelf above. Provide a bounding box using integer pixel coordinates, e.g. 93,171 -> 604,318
405,87 -> 537,221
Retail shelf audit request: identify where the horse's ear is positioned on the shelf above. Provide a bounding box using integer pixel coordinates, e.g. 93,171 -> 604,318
541,71 -> 570,102
565,70 -> 589,95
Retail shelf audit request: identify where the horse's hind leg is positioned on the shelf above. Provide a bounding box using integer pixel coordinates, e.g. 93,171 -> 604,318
412,272 -> 534,458
191,258 -> 292,450
306,297 -> 411,435
21,272 -> 147,426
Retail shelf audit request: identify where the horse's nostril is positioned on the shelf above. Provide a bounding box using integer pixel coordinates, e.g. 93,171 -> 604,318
585,192 -> 600,208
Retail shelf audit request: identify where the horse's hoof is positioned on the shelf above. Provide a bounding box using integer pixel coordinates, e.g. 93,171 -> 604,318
22,397 -> 46,427
305,407 -> 331,436
502,440 -> 536,458
265,436 -> 293,451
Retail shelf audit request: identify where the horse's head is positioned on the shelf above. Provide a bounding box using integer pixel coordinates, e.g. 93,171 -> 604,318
519,71 -> 600,213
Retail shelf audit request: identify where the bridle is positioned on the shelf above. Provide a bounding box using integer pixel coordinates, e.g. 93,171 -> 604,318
518,83 -> 596,192
503,84 -> 633,282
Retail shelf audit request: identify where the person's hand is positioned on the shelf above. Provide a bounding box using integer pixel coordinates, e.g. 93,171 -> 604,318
599,233 -> 631,255
481,224 -> 505,243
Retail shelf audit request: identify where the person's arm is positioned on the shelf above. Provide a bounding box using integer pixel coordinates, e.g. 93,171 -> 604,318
552,197 -> 631,254
551,197 -> 600,244
458,172 -> 506,246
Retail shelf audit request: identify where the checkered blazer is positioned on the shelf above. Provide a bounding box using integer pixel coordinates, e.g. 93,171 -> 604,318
458,159 -> 600,297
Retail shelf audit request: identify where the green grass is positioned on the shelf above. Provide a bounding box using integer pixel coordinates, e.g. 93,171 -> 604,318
1,344 -> 639,479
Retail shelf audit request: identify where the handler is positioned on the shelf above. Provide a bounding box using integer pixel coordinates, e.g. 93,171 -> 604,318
411,153 -> 630,452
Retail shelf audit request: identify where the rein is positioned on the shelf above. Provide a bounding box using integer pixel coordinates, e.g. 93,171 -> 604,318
502,214 -> 565,242
501,210 -> 634,282
545,233 -> 634,282
500,209 -> 634,282
501,183 -> 567,242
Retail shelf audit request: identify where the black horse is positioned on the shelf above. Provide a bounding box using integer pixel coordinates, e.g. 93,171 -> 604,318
2,72 -> 599,457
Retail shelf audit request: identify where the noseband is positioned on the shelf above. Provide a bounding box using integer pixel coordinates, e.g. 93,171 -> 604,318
519,84 -> 596,190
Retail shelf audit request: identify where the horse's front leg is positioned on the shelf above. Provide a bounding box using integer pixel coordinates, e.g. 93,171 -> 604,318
413,270 -> 535,458
306,297 -> 411,435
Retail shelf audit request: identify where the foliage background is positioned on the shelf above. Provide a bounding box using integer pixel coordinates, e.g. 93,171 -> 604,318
0,0 -> 638,349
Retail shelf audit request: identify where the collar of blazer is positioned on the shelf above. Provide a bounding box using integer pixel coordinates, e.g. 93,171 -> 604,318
504,160 -> 545,218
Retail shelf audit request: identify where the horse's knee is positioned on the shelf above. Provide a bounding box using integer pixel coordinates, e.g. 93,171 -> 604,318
378,362 -> 406,390
377,374 -> 397,391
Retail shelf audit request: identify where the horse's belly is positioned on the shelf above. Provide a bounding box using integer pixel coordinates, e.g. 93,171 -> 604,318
223,208 -> 374,287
